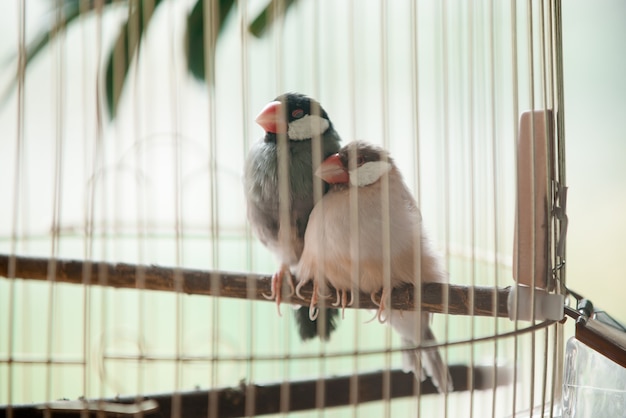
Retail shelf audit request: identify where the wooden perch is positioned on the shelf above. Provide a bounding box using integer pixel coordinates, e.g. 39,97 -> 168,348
0,366 -> 512,417
0,254 -> 510,317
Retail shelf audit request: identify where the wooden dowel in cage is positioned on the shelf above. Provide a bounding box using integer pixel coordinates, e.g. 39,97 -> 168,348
0,365 -> 511,418
0,254 -> 510,317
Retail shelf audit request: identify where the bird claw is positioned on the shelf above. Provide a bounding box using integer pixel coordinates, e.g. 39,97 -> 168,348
370,289 -> 390,324
263,265 -> 295,316
331,288 -> 354,319
295,278 -> 307,300
309,279 -> 320,321
340,289 -> 351,319
332,288 -> 342,307
262,288 -> 276,300
296,274 -> 329,321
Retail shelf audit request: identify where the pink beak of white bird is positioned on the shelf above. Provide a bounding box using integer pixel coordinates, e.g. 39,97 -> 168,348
315,153 -> 349,184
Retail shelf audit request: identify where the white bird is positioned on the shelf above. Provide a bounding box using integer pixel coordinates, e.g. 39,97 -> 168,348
295,141 -> 453,393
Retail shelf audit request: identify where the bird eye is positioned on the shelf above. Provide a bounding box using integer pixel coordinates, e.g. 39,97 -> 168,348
291,109 -> 305,119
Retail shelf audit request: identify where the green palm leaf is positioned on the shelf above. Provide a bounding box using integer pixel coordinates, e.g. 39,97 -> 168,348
1,0 -> 104,108
185,0 -> 236,82
105,0 -> 165,118
248,0 -> 299,38
21,1 -> 87,69
4,0 -> 300,119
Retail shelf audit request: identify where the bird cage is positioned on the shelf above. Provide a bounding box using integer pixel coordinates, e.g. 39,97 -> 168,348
0,1 -> 624,417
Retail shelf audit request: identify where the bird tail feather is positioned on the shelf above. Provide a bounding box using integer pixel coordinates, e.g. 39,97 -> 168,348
390,311 -> 453,393
421,325 -> 454,393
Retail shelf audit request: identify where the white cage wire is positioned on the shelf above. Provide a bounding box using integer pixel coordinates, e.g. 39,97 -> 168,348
3,0 -> 622,417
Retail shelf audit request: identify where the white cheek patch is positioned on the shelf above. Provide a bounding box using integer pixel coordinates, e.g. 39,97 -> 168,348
287,114 -> 330,140
349,161 -> 392,187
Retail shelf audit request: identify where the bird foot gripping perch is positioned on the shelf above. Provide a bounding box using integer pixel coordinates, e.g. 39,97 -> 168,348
296,274 -> 336,322
263,264 -> 295,316
331,288 -> 354,319
370,288 -> 392,324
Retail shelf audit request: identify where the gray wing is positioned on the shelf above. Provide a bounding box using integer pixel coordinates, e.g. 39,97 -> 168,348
243,141 -> 315,265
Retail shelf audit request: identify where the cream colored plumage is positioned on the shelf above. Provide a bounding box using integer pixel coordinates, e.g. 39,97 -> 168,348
295,141 -> 453,393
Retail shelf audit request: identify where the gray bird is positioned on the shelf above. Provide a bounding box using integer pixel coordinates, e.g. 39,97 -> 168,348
296,141 -> 454,392
244,92 -> 342,340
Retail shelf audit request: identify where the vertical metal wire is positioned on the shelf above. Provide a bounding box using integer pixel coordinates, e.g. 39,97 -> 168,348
45,0 -> 67,406
311,0 -> 329,354
410,1 -> 422,211
132,0 -> 151,404
91,0 -> 108,405
162,2 -> 185,416
129,0 -> 142,272
553,2 -> 566,275
537,1 -> 552,413
547,39 -> 559,413
551,1 -> 567,414
542,0 -> 567,414
409,0 -> 423,416
346,3 -> 361,418
379,0 -> 389,154
440,1 -> 451,415
525,1 -> 538,414
6,0 -> 28,413
238,1 -> 257,415
509,0 -> 520,415
268,1 -> 292,416
311,2 -> 321,100
467,1 -> 477,416
309,4 -> 331,418
378,2 -> 392,417
541,323 -> 550,415
202,0 -> 221,416
545,3 -> 557,411
488,1 -> 501,416
80,0 -> 99,405
538,0 -> 550,112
